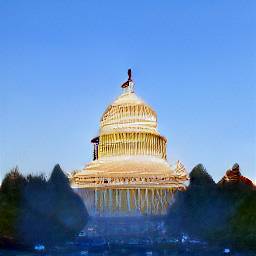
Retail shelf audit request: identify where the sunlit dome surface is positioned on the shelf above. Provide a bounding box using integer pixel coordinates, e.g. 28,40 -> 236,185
100,91 -> 158,135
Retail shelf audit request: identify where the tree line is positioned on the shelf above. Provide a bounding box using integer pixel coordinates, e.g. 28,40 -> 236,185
166,164 -> 256,251
0,164 -> 88,249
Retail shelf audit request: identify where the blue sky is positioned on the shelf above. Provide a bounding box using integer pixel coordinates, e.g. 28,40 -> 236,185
0,1 -> 255,182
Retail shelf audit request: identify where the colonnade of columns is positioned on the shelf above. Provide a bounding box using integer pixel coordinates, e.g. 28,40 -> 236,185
77,188 -> 174,216
98,132 -> 167,159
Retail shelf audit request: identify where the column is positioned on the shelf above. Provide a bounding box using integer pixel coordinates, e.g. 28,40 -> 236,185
127,189 -> 131,212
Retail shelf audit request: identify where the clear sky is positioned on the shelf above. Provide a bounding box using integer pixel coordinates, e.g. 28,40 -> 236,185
0,1 -> 255,182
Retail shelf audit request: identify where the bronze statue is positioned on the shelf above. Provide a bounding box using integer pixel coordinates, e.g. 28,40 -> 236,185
121,69 -> 132,88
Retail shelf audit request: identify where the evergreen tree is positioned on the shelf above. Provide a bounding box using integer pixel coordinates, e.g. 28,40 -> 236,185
0,168 -> 25,238
189,164 -> 216,188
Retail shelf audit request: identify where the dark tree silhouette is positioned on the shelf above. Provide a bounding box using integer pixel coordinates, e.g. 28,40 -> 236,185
0,168 -> 25,239
189,164 -> 216,188
166,163 -> 256,250
0,165 -> 88,248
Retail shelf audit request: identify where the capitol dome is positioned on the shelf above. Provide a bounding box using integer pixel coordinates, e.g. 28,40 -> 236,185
72,70 -> 188,189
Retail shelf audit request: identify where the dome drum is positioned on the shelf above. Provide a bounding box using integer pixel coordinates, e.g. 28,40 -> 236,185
98,132 -> 167,159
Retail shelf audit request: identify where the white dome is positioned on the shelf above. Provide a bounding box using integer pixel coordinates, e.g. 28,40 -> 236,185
100,91 -> 158,135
